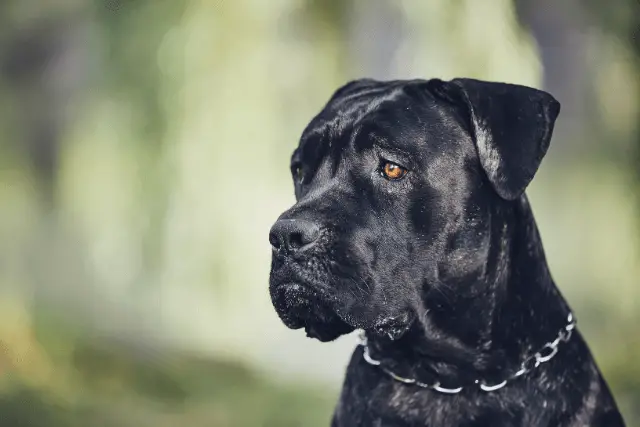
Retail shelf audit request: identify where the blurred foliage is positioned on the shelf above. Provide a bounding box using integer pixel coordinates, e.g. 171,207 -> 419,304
579,0 -> 640,218
1,324 -> 334,427
0,0 -> 638,426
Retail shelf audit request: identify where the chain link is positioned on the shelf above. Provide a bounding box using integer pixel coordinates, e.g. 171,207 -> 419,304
357,313 -> 577,394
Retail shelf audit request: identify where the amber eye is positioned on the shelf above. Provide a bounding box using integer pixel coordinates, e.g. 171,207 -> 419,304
381,161 -> 407,180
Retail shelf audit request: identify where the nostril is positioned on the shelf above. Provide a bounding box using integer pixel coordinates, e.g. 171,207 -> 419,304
269,231 -> 282,250
289,231 -> 305,249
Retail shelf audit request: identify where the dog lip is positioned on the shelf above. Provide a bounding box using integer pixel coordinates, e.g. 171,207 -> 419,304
276,281 -> 316,295
273,281 -> 331,325
273,281 -> 322,305
280,282 -> 307,290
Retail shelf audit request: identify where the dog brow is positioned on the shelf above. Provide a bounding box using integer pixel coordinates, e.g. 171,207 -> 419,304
367,130 -> 414,161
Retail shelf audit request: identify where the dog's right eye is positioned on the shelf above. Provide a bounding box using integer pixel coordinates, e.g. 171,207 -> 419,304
291,164 -> 304,184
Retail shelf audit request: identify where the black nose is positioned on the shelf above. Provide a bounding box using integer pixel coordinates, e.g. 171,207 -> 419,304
269,219 -> 321,252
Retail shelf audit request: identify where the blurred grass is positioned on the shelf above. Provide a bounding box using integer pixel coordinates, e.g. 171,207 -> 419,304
1,315 -> 336,427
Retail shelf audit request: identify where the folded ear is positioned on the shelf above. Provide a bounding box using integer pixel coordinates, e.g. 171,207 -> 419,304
426,78 -> 560,200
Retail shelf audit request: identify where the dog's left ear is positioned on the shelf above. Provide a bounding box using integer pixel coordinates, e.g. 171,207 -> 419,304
427,78 -> 560,200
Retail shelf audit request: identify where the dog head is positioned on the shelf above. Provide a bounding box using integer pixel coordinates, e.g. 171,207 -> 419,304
268,78 -> 560,342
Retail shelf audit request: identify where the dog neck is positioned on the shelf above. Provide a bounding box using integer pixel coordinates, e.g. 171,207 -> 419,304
365,195 -> 572,387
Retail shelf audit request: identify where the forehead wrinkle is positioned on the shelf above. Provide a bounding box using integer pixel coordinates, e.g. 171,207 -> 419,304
342,90 -> 409,150
348,123 -> 365,152
297,84 -> 426,179
299,118 -> 351,180
333,85 -> 405,127
362,104 -> 439,154
329,79 -> 407,109
331,85 -> 390,108
368,131 -> 415,159
302,94 -> 395,166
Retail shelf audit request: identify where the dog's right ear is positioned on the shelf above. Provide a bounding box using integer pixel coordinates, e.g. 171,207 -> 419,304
426,78 -> 560,200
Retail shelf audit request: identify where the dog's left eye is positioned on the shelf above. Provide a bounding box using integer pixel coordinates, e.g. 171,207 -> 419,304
380,161 -> 408,180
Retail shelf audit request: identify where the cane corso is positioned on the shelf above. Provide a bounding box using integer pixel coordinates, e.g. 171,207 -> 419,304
268,77 -> 625,426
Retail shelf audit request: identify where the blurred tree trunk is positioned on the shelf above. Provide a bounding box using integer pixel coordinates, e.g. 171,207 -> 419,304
513,0 -> 592,159
0,7 -> 91,366
575,0 -> 640,218
515,0 -> 640,240
346,0 -> 406,79
0,8 -> 87,211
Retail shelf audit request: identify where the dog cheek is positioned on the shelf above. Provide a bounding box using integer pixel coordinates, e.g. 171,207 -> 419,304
408,187 -> 447,239
369,252 -> 422,313
438,227 -> 491,283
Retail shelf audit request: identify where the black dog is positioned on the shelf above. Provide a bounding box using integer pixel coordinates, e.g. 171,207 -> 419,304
268,77 -> 625,426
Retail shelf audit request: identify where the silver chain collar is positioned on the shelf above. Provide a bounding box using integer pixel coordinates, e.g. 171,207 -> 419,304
357,313 -> 576,394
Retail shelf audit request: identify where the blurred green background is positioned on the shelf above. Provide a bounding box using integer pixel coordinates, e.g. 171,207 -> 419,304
0,0 -> 638,426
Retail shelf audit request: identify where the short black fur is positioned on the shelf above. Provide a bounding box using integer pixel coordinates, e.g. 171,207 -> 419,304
268,77 -> 625,426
